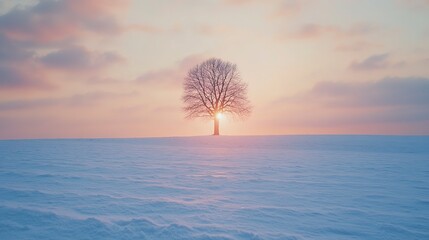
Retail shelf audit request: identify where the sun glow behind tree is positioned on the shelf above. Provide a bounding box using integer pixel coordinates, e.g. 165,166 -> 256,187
183,58 -> 251,135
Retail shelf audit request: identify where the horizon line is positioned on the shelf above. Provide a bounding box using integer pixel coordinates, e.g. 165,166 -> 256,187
1,133 -> 429,141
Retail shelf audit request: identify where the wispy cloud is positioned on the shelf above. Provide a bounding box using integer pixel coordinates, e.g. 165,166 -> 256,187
135,54 -> 206,87
270,0 -> 303,18
0,91 -> 136,111
223,0 -> 257,6
287,23 -> 377,40
335,41 -> 380,52
40,45 -> 124,71
195,25 -> 236,36
350,53 -> 405,71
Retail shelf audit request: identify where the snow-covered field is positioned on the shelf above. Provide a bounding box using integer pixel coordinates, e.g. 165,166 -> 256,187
1,136 -> 428,240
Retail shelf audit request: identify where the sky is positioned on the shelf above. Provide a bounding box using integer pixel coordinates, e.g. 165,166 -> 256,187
0,0 -> 429,139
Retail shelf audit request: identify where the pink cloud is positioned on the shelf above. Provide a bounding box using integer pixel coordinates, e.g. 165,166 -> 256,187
288,23 -> 377,39
0,0 -> 130,44
66,0 -> 130,16
196,25 -> 235,36
335,41 -> 380,52
271,0 -> 303,18
0,1 -> 129,90
136,54 -> 207,87
223,0 -> 257,5
0,65 -> 52,90
291,24 -> 324,39
0,91 -> 136,111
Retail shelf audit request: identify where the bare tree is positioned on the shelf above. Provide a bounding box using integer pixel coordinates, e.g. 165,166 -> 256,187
183,58 -> 251,135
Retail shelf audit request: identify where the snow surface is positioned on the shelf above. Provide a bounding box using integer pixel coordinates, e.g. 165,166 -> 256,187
0,135 -> 428,240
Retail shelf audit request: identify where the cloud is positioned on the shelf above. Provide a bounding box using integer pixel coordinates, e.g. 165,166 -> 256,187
288,23 -> 377,40
224,0 -> 307,19
65,91 -> 135,106
0,38 -> 124,89
307,77 -> 429,107
195,25 -> 236,36
274,77 -> 429,132
223,0 -> 257,6
0,97 -> 56,111
290,24 -> 324,39
271,0 -> 303,18
0,32 -> 50,90
398,0 -> 429,9
350,53 -> 390,70
126,23 -> 161,33
0,33 -> 32,62
40,45 -> 124,71
335,41 -> 380,52
350,53 -> 405,71
0,0 -> 129,44
0,91 -> 136,111
85,77 -> 124,85
0,65 -> 50,89
0,1 -> 129,90
135,54 -> 206,87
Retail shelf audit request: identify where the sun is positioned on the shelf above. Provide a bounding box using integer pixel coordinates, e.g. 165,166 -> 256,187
216,112 -> 224,120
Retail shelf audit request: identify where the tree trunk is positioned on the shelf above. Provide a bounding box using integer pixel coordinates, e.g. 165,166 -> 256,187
213,117 -> 219,135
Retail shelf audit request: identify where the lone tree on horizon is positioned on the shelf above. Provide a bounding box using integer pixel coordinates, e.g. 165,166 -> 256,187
183,58 -> 251,135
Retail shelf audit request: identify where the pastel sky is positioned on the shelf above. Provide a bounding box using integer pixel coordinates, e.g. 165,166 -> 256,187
1,0 -> 429,139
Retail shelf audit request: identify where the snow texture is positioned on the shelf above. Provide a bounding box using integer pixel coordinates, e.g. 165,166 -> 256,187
0,135 -> 428,239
